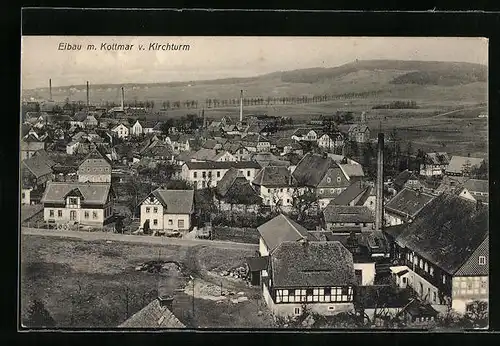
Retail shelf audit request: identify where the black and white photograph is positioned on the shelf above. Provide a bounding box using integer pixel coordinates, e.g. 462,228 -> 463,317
19,36 -> 488,330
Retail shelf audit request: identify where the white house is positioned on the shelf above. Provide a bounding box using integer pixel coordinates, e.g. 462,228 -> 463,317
66,141 -> 80,155
181,161 -> 262,189
111,123 -> 130,139
40,182 -> 115,227
130,120 -> 144,136
139,189 -> 194,232
317,133 -> 344,150
252,165 -> 298,211
291,128 -> 320,142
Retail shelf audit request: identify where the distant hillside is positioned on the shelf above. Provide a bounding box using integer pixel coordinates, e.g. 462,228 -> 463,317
22,60 -> 487,105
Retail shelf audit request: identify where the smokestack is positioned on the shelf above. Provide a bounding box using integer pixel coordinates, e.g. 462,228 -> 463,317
375,133 -> 384,231
121,87 -> 125,110
239,90 -> 243,122
86,81 -> 90,110
49,79 -> 52,101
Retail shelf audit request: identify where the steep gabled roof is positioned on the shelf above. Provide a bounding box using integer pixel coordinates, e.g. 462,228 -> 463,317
191,148 -> 218,161
446,156 -> 484,174
323,205 -> 375,224
22,154 -> 54,179
79,146 -> 113,167
216,167 -> 245,197
332,181 -> 369,206
118,298 -> 185,328
41,182 -> 111,205
454,236 -> 489,276
252,166 -> 292,187
271,241 -> 356,288
150,189 -> 194,214
292,153 -> 338,187
258,214 -> 315,253
395,193 -> 488,275
385,188 -> 436,219
339,164 -> 365,180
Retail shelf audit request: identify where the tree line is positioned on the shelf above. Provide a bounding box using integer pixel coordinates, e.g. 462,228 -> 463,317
372,100 -> 419,109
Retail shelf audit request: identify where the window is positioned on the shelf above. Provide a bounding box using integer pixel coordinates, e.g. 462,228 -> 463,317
306,289 -> 313,296
402,277 -> 407,284
419,259 -> 423,269
208,171 -> 212,178
247,170 -> 251,177
337,177 -> 341,182
153,207 -> 158,213
22,192 -> 25,199
479,256 -> 486,265
168,219 -> 173,225
84,211 -> 89,219
202,171 -> 206,178
442,275 -> 446,285
286,199 -> 290,204
178,219 -> 185,229
193,172 -> 198,178
146,207 -> 150,213
217,171 -> 221,178
324,287 -> 331,295
153,219 -> 158,226
341,287 -> 349,296
294,307 -> 301,315
328,306 -> 336,311
327,177 -> 331,183
57,210 -> 62,217
93,211 -> 98,219
430,267 -> 434,277
49,210 -> 54,217
69,197 -> 78,205
202,181 -> 206,188
424,263 -> 429,272
319,189 -> 324,194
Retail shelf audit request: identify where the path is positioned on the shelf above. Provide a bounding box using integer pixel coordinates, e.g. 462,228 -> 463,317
21,227 -> 258,251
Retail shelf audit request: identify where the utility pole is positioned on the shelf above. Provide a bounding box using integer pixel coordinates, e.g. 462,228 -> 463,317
189,275 -> 195,321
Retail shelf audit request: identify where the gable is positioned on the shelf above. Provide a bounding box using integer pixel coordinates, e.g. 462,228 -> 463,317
142,195 -> 162,205
454,237 -> 488,276
318,167 -> 349,187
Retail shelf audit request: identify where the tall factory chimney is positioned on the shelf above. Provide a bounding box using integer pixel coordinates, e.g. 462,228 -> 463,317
375,133 -> 384,231
121,87 -> 125,110
86,81 -> 90,110
49,79 -> 52,101
239,90 -> 243,122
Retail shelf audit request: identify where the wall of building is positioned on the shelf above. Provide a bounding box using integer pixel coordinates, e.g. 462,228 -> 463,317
140,204 -> 164,230
451,276 -> 488,314
259,185 -> 295,208
259,238 -> 269,256
78,173 -> 112,183
405,268 -> 441,305
21,189 -> 32,205
385,212 -> 404,226
43,206 -> 110,226
354,262 -> 376,286
163,213 -> 191,231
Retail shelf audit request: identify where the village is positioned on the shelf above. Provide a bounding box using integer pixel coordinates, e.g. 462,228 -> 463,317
20,78 -> 488,330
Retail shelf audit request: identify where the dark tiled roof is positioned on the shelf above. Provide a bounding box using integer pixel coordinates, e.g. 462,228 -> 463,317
292,153 -> 338,187
339,164 -> 365,179
79,146 -> 113,167
461,178 -> 488,194
118,299 -> 185,328
151,189 -> 194,214
395,193 -> 488,274
454,236 -> 488,276
385,188 -> 435,218
252,166 -> 292,187
323,205 -> 374,224
332,181 -> 368,205
217,167 -> 245,197
41,182 -> 111,205
425,152 -> 450,165
271,241 -> 356,288
22,153 -> 54,179
191,148 -> 218,161
257,214 -> 315,253
184,161 -> 261,170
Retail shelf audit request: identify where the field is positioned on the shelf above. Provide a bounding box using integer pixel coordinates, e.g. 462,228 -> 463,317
20,235 -> 272,328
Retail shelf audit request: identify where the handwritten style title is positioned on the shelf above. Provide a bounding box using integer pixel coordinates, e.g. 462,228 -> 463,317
58,42 -> 191,51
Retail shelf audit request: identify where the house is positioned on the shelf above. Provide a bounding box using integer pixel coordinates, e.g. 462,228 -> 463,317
241,134 -> 271,153
77,147 -> 112,183
397,299 -> 439,325
445,155 -> 485,176
435,176 -> 477,203
384,188 -> 436,226
142,120 -> 159,135
180,161 -> 261,189
211,150 -> 237,162
250,152 -> 289,168
215,168 -> 262,212
139,189 -> 194,232
252,166 -> 296,211
393,169 -> 428,192
20,134 -> 45,160
339,163 -> 365,182
40,182 -> 115,226
169,134 -> 191,153
292,153 -> 351,208
390,193 -> 488,314
322,205 -> 375,232
173,151 -> 195,166
262,240 -> 356,318
275,138 -> 304,156
21,151 -> 56,204
130,120 -> 144,136
139,140 -> 173,162
257,213 -> 316,256
317,133 -> 344,150
70,111 -> 88,128
223,142 -> 251,161
338,124 -> 370,143
111,123 -> 130,139
440,177 -> 489,204
291,128 -> 320,142
419,152 -> 450,176
190,148 -> 218,162
331,181 -> 371,207
83,114 -> 98,127
118,296 -> 185,328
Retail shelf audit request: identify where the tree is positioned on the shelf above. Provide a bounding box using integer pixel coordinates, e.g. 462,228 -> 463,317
24,299 -> 56,328
463,300 -> 488,328
291,186 -> 317,221
115,216 -> 124,234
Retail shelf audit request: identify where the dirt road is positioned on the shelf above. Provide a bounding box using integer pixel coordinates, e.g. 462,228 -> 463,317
21,227 -> 258,251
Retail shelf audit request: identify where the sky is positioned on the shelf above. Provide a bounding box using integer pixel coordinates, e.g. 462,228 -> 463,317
21,36 -> 488,90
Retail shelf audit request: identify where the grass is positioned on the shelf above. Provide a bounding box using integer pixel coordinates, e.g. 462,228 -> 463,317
20,235 -> 267,328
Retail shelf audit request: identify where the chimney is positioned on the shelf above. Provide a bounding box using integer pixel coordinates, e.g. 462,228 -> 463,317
49,79 -> 52,101
86,81 -> 90,110
121,87 -> 125,110
157,295 -> 174,311
239,90 -> 243,122
375,133 -> 384,231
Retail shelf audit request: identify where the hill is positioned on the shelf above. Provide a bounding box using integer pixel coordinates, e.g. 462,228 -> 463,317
22,60 -> 487,106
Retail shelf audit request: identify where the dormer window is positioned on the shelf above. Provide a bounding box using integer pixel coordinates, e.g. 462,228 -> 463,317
327,177 -> 331,183
68,197 -> 78,205
479,256 -> 486,265
337,177 -> 341,183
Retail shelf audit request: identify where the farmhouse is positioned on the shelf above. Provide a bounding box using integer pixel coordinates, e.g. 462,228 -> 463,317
322,205 -> 375,232
252,165 -> 297,211
41,182 -> 115,226
77,147 -> 112,183
419,152 -> 450,176
216,168 -> 262,212
390,193 -> 488,314
384,188 -> 435,226
139,189 -> 194,232
262,240 -> 356,318
339,124 -> 370,143
111,123 -> 130,139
